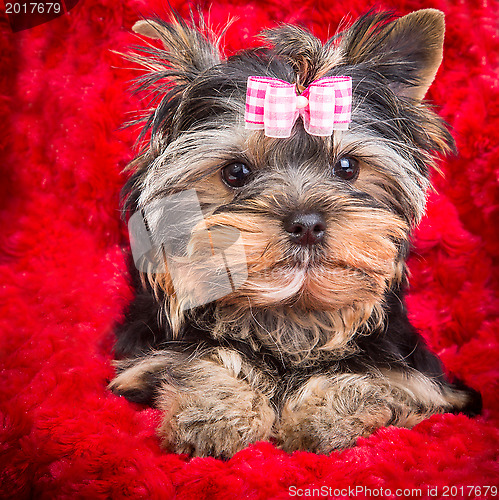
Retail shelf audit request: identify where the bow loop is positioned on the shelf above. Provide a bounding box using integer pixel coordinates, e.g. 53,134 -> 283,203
245,75 -> 352,138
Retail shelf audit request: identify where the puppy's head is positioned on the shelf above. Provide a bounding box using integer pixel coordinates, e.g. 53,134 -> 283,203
123,10 -> 452,331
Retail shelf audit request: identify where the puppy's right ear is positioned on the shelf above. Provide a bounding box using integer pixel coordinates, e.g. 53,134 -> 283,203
131,15 -> 221,81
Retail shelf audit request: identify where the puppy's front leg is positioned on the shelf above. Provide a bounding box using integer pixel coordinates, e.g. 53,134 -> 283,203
278,370 -> 474,454
110,349 -> 276,458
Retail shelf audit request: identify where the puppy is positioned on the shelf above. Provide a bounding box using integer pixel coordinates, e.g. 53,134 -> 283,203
110,9 -> 481,458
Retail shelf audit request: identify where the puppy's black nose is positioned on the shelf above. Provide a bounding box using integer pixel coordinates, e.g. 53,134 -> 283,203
284,212 -> 326,246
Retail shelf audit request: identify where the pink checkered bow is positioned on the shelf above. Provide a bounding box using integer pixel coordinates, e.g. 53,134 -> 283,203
245,75 -> 352,138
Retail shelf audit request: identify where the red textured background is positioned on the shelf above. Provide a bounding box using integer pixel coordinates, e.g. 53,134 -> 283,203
0,0 -> 498,498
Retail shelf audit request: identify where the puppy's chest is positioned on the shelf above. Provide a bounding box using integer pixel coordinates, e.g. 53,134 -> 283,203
175,317 -> 365,380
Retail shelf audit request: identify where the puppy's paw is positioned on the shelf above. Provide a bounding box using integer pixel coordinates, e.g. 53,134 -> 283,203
109,350 -> 277,458
277,375 -> 394,454
157,383 -> 276,458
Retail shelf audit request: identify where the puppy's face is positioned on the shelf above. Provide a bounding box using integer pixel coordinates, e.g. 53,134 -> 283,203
124,10 -> 452,323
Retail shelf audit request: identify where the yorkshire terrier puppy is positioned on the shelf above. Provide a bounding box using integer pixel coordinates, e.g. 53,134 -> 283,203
110,9 -> 481,458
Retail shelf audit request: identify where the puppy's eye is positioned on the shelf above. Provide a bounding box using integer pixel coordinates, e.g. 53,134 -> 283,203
332,156 -> 359,181
221,162 -> 252,188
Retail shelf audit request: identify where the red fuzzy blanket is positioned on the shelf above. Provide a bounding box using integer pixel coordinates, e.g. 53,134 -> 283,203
1,0 -> 498,498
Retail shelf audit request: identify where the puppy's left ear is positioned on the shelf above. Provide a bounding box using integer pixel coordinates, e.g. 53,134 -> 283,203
386,9 -> 445,100
341,9 -> 445,101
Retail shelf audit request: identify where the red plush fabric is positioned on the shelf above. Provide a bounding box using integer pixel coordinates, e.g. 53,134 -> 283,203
1,0 -> 498,498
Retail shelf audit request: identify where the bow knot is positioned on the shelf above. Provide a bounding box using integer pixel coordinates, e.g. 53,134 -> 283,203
245,76 -> 352,138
